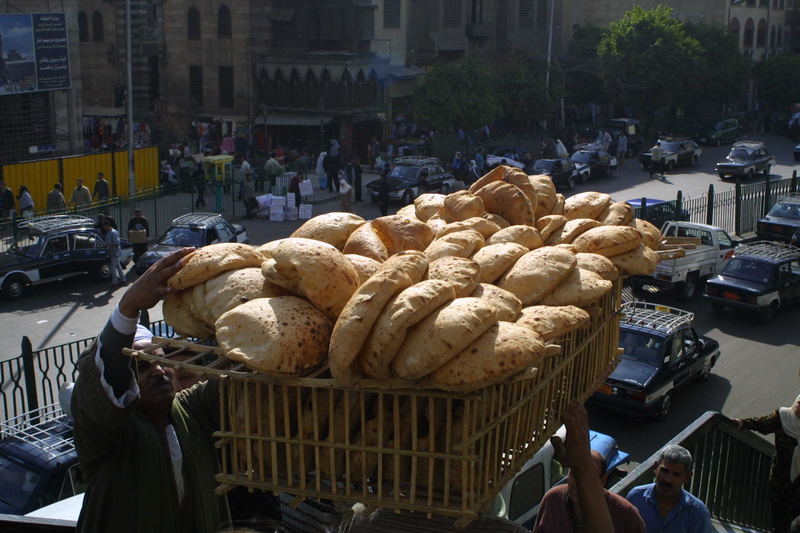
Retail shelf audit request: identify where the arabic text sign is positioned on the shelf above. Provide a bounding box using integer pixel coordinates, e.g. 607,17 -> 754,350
0,13 -> 69,95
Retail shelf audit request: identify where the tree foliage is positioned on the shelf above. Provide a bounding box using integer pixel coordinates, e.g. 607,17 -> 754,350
494,60 -> 557,130
564,24 -> 607,105
755,54 -> 800,109
414,62 -> 501,133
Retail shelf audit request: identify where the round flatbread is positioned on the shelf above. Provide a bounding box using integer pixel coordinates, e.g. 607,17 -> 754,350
516,305 -> 590,341
473,181 -> 536,226
471,242 -> 528,283
426,256 -> 481,297
609,245 -> 660,276
575,253 -> 618,281
571,225 -> 643,257
504,171 -> 538,212
162,290 -> 214,338
345,254 -> 382,285
635,218 -> 662,250
424,240 -> 469,261
290,212 -> 366,250
217,296 -> 333,375
546,218 -> 602,245
498,246 -> 577,305
563,191 -> 612,221
343,222 -> 389,262
204,267 -> 284,324
467,165 -> 513,194
439,191 -> 485,222
414,193 -> 446,222
371,215 -> 435,255
528,175 -> 557,215
598,201 -> 635,226
168,243 -> 264,290
536,215 -> 567,243
539,268 -> 613,307
434,229 -> 485,255
483,213 -> 511,229
436,217 -> 502,239
486,225 -> 543,249
396,204 -> 418,219
471,283 -> 522,321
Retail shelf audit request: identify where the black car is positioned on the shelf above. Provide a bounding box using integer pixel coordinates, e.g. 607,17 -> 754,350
589,302 -> 720,420
0,215 -> 133,300
757,194 -> 800,243
639,138 -> 702,170
696,118 -> 743,146
532,157 -> 578,190
704,241 -> 800,318
570,144 -> 618,183
366,156 -> 456,205
606,118 -> 644,156
716,141 -> 775,180
134,213 -> 248,274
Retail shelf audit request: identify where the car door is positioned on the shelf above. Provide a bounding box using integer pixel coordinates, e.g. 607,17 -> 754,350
715,230 -> 737,272
668,330 -> 695,388
777,261 -> 800,304
69,231 -> 107,273
38,236 -> 71,279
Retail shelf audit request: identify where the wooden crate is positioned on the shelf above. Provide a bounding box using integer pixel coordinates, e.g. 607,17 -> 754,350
127,281 -> 622,523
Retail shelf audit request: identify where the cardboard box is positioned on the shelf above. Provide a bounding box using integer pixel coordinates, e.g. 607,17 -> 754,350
299,204 -> 313,220
128,229 -> 147,244
269,211 -> 286,222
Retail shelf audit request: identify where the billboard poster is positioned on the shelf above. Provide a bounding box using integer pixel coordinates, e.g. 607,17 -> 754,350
0,12 -> 70,95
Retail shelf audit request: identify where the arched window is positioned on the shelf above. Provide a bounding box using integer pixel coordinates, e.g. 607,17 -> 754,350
78,11 -> 89,42
321,70 -> 336,109
217,5 -> 231,38
92,11 -> 104,42
744,18 -> 755,47
305,71 -> 319,108
757,19 -> 767,47
188,7 -> 201,40
289,69 -> 303,108
275,70 -> 291,107
729,17 -> 740,42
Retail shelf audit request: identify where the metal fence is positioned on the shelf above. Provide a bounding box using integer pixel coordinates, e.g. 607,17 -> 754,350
611,411 -> 774,530
0,318 -> 174,423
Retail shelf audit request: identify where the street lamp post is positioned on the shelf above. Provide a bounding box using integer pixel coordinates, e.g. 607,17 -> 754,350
125,0 -> 135,195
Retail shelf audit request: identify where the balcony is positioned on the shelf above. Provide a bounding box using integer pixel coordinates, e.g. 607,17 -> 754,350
467,22 -> 494,38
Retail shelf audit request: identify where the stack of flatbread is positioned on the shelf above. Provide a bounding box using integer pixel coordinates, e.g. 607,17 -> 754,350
161,166 -> 662,391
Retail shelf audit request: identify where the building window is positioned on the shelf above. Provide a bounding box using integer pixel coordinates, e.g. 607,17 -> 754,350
384,0 -> 400,28
78,11 -> 89,42
148,56 -> 160,100
219,66 -> 234,108
218,5 -> 232,38
537,0 -> 548,30
744,18 -> 754,47
188,7 -> 201,40
729,17 -> 741,41
189,65 -> 203,106
92,11 -> 104,42
443,0 -> 462,28
471,0 -> 484,23
757,18 -> 767,46
519,0 -> 533,27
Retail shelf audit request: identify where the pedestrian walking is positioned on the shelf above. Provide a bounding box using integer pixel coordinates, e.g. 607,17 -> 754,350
263,152 -> 283,194
46,183 -> 66,212
101,216 -> 126,286
240,156 -> 253,183
194,171 -> 207,208
17,185 -> 34,218
93,172 -> 111,202
127,209 -> 150,263
352,156 -> 363,202
617,134 -> 628,168
377,174 -> 390,216
648,142 -> 665,180
474,148 -> 485,175
0,180 -> 16,219
70,178 -> 92,208
315,151 -> 327,190
323,152 -> 341,193
239,174 -> 256,220
467,160 -> 480,187
338,171 -> 353,213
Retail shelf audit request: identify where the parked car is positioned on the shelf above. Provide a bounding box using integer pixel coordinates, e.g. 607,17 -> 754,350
793,143 -> 800,162
606,118 -> 644,156
625,198 -> 690,230
532,157 -> 578,190
485,146 -> 531,172
697,118 -> 742,146
757,194 -> 800,243
134,213 -> 248,274
367,156 -> 456,205
588,302 -> 721,420
704,241 -> 800,318
0,404 -> 83,515
715,141 -> 774,181
0,215 -> 133,300
639,138 -> 702,171
632,221 -> 738,300
570,144 -> 617,183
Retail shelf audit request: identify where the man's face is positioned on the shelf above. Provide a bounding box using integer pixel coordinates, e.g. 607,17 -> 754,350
77,179 -> 84,187
793,398 -> 800,418
654,460 -> 691,499
136,359 -> 175,408
134,210 -> 142,217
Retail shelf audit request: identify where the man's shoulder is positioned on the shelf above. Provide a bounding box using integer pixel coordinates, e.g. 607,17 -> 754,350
626,483 -> 653,500
605,490 -> 642,513
681,489 -> 711,514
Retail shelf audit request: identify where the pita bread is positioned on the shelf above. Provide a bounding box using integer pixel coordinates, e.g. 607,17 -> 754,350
425,214 -> 449,236
391,297 -> 498,380
436,217 -> 502,239
635,219 -> 662,250
598,201 -> 635,226
536,215 -> 567,243
504,170 -> 538,211
342,222 -> 389,261
563,191 -> 612,221
371,215 -> 435,255
434,229 -> 484,254
261,238 -> 360,319
345,254 -> 382,285
528,175 -> 557,215
609,245 -> 660,276
168,243 -> 265,290
486,225 -> 543,249
426,256 -> 481,297
439,191 -> 486,222
256,238 -> 290,259
571,225 -> 643,257
498,246 -> 577,305
516,305 -> 590,341
471,242 -> 528,283
483,213 -> 511,228
426,322 -> 550,392
414,193 -> 446,221
396,204 -> 418,219
473,181 -> 536,226
290,212 -> 366,250
204,267 -> 285,324
549,193 -> 565,216
423,240 -> 469,260
360,279 -> 457,379
329,251 -> 428,385
163,290 -> 214,338
471,283 -> 522,321
217,297 -> 333,375
190,282 -> 214,328
575,253 -> 619,281
467,165 -> 512,194
546,218 -> 601,245
539,268 -> 613,307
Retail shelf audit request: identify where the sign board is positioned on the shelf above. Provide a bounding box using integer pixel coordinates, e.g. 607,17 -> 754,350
0,13 -> 70,95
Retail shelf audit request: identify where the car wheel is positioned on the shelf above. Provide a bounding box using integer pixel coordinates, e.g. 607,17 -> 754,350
718,173 -> 726,180
763,300 -> 779,321
654,395 -> 671,421
580,172 -> 589,184
746,169 -> 754,181
98,262 -> 112,280
401,190 -> 414,206
711,302 -> 724,315
763,164 -> 771,176
440,183 -> 450,194
2,275 -> 28,300
566,175 -> 576,190
698,359 -> 714,382
676,275 -> 698,300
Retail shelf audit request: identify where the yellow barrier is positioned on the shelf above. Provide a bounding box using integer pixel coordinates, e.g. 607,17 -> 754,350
1,160 -> 59,212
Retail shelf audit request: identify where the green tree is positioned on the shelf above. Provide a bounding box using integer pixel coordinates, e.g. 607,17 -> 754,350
494,60 -> 556,131
563,24 -> 607,105
414,62 -> 501,133
598,6 -> 702,118
755,54 -> 800,110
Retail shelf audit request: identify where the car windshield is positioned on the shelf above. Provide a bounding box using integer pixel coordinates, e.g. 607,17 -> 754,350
388,165 -> 417,181
159,227 -> 204,247
9,234 -> 44,257
722,257 -> 775,284
571,152 -> 594,164
767,202 -> 800,219
0,455 -> 40,509
728,148 -> 752,160
659,141 -> 680,152
619,331 -> 665,366
533,159 -> 556,172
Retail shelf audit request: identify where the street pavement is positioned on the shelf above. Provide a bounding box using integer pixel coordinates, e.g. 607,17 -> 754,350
0,134 -> 797,464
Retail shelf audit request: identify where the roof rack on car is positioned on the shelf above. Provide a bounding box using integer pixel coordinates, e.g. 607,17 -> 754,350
573,143 -> 604,151
16,215 -> 96,235
171,212 -> 223,226
732,140 -> 764,148
392,156 -> 439,166
0,403 -> 74,461
733,241 -> 800,261
621,301 -> 694,335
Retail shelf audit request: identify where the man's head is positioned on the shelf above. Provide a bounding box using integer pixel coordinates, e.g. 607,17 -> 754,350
97,172 -> 104,180
270,151 -> 276,159
567,450 -> 608,501
100,216 -> 113,230
77,178 -> 84,187
653,445 -> 693,500
54,183 -> 62,191
134,209 -> 142,217
133,326 -> 175,410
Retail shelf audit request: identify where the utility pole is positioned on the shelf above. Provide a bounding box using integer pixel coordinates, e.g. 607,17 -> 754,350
126,0 -> 136,194
544,0 -> 556,91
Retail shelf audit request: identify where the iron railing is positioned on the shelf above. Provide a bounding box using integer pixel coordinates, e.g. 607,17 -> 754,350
611,411 -> 774,530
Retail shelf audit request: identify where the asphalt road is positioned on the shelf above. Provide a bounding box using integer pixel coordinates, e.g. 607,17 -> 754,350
0,133 -> 797,464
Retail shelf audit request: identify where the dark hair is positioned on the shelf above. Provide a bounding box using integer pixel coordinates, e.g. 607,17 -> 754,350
657,444 -> 693,473
54,183 -> 62,191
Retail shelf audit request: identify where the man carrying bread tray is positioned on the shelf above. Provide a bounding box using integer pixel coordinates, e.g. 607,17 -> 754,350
71,248 -> 231,532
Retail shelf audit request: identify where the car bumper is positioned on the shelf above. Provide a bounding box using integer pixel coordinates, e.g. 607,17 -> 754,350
587,391 -> 660,416
704,294 -> 764,312
756,229 -> 796,242
716,168 -> 744,178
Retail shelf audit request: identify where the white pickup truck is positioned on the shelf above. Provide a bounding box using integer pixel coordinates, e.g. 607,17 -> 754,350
631,221 -> 738,300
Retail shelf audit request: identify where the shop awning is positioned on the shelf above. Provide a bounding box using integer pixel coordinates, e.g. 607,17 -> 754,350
265,112 -> 333,126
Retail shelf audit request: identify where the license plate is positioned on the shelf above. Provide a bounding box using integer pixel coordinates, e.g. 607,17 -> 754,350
723,291 -> 740,300
598,384 -> 613,395
655,305 -> 670,312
